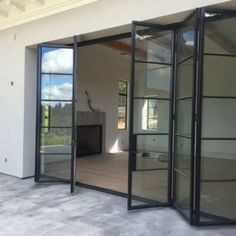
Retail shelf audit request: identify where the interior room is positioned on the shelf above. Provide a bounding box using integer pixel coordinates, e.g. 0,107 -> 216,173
75,38 -> 131,194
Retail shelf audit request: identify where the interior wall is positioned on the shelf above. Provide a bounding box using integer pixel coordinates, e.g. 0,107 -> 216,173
77,44 -> 130,153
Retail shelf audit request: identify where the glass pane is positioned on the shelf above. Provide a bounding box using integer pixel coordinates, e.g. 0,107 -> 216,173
41,74 -> 73,100
133,99 -> 169,133
40,154 -> 71,180
41,47 -> 73,74
77,151 -> 128,193
119,96 -> 127,106
202,98 -> 236,138
41,101 -> 72,127
176,99 -> 192,137
118,106 -> 126,117
177,58 -> 193,97
136,135 -> 169,170
40,128 -> 72,154
131,170 -> 168,205
201,140 -> 236,180
178,20 -> 195,62
203,55 -> 236,97
175,173 -> 190,218
204,15 -> 236,55
118,118 -> 126,129
135,26 -> 172,63
200,181 -> 236,221
175,136 -> 191,177
134,62 -> 171,98
119,81 -> 127,94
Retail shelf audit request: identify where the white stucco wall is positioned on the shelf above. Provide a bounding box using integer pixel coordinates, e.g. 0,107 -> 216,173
0,0 -> 230,178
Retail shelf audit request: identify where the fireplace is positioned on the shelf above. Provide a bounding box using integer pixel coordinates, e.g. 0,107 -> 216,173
76,125 -> 102,157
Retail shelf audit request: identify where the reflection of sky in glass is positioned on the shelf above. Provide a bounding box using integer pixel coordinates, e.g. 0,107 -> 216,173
183,31 -> 194,46
41,47 -> 73,74
41,74 -> 73,100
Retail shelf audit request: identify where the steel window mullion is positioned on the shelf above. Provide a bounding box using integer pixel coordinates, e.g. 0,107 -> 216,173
41,72 -> 73,76
194,7 -> 205,226
41,126 -> 72,129
189,9 -> 199,225
133,97 -> 170,101
201,179 -> 236,183
134,60 -> 172,66
127,22 -> 136,210
35,45 -> 42,182
40,152 -> 72,155
202,96 -> 236,99
70,35 -> 78,193
41,99 -> 73,102
134,168 -> 169,172
167,29 -> 176,204
201,137 -> 236,140
134,133 -> 169,135
204,52 -> 236,58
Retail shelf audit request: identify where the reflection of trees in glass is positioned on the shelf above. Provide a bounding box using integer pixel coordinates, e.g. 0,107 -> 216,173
42,102 -> 72,127
41,102 -> 72,146
41,128 -> 71,146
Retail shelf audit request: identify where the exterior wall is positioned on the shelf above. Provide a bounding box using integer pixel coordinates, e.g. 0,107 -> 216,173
0,0 -> 230,178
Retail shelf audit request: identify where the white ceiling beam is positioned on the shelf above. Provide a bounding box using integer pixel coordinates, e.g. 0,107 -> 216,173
0,9 -> 8,17
9,0 -> 26,11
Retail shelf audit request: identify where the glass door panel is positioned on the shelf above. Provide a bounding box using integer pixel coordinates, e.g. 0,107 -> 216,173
173,12 -> 196,223
35,44 -> 76,189
197,9 -> 236,224
128,22 -> 173,209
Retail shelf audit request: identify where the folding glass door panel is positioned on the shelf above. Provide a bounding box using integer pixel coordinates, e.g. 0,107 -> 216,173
35,43 -> 77,193
173,12 -> 197,223
128,22 -> 174,209
196,9 -> 236,225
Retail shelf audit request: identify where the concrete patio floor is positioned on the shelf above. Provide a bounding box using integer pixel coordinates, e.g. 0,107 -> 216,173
0,174 -> 236,236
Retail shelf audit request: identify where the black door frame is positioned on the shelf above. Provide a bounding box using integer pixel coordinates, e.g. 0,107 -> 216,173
35,38 -> 78,194
171,10 -> 198,225
127,21 -> 176,210
194,7 -> 236,226
34,7 -> 236,226
127,8 -> 236,226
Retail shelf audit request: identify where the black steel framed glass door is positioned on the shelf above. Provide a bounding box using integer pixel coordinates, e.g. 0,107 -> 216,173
172,11 -> 197,224
128,22 -> 174,209
195,8 -> 236,226
35,39 -> 77,193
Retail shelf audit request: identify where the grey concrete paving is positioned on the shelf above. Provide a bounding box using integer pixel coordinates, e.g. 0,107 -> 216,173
0,174 -> 235,236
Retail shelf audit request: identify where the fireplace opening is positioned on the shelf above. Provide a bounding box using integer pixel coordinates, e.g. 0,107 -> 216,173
76,125 -> 102,157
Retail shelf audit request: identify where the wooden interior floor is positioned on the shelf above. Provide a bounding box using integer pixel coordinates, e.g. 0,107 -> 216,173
76,152 -> 128,194
76,151 -> 169,203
